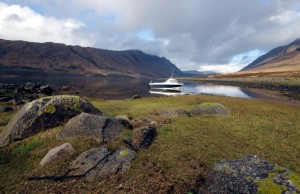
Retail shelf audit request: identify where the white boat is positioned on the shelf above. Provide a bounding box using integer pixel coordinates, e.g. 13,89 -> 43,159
149,77 -> 183,90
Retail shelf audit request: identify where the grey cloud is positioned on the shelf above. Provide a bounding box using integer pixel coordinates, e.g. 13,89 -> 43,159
4,13 -> 22,21
2,0 -> 300,71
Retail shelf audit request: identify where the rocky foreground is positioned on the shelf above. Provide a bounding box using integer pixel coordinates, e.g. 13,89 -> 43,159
0,95 -> 299,193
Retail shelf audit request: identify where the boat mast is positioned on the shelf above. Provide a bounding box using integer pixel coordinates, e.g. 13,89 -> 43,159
171,68 -> 174,78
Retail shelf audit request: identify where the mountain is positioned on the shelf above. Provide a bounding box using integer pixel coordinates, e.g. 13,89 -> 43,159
183,70 -> 219,76
241,38 -> 300,72
0,39 -> 184,78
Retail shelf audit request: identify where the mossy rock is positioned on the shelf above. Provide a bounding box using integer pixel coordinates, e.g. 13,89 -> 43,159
69,147 -> 136,179
57,113 -> 125,143
190,102 -> 230,116
0,95 -> 103,147
200,155 -> 300,194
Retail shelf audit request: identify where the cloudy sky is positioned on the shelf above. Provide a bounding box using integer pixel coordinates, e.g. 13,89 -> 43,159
1,0 -> 300,73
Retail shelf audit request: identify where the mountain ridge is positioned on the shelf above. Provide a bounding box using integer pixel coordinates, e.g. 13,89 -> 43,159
241,38 -> 300,72
0,39 -> 184,78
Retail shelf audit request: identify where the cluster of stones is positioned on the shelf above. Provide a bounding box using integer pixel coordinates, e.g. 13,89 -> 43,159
0,95 -> 157,179
0,82 -> 75,112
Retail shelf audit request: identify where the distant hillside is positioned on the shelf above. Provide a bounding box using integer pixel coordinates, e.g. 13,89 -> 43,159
183,70 -> 219,76
0,39 -> 184,78
241,38 -> 300,72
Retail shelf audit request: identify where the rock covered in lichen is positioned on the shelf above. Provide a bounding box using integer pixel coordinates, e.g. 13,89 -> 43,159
57,113 -> 125,143
190,102 -> 230,116
199,155 -> 300,194
0,95 -> 103,147
69,147 -> 136,179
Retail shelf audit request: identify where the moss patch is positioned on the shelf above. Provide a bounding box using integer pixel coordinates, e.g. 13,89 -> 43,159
255,179 -> 284,194
201,102 -> 214,107
274,165 -> 286,172
12,139 -> 41,155
119,150 -> 129,157
289,173 -> 300,189
43,105 -> 56,114
71,96 -> 82,111
121,129 -> 133,139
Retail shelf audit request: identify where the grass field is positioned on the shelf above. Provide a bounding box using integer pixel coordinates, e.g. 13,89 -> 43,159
0,94 -> 299,193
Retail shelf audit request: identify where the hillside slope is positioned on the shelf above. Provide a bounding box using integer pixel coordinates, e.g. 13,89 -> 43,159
0,39 -> 183,78
241,38 -> 300,72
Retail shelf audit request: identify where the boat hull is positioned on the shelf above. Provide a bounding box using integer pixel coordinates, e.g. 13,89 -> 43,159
149,83 -> 183,90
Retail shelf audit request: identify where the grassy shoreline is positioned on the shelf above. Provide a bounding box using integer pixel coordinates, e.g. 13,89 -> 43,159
1,94 -> 300,193
178,72 -> 300,100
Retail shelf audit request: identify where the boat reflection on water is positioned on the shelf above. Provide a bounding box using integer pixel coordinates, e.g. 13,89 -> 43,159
149,89 -> 184,96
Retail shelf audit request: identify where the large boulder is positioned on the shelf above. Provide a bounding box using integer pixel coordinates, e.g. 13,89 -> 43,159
0,95 -> 102,147
40,143 -> 75,166
200,155 -> 300,194
57,113 -> 125,143
69,147 -> 136,179
190,102 -> 230,116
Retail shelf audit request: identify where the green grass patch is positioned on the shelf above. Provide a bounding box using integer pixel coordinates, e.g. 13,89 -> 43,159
0,111 -> 15,132
289,173 -> 300,189
255,178 -> 283,194
1,94 -> 300,193
12,139 -> 41,156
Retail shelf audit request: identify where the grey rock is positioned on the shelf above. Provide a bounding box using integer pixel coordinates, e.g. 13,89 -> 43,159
24,82 -> 36,91
13,88 -> 20,95
57,113 -> 125,143
8,97 -> 24,105
0,95 -> 103,147
0,106 -> 13,112
40,85 -> 53,95
200,155 -> 300,194
69,147 -> 136,179
4,84 -> 16,90
40,143 -> 75,166
0,96 -> 12,102
129,125 -> 157,150
190,103 -> 230,116
62,86 -> 71,91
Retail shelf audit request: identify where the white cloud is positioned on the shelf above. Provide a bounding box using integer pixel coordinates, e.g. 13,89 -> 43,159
0,2 -> 90,46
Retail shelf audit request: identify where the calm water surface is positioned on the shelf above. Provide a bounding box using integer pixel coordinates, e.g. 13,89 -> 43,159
0,76 -> 262,99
